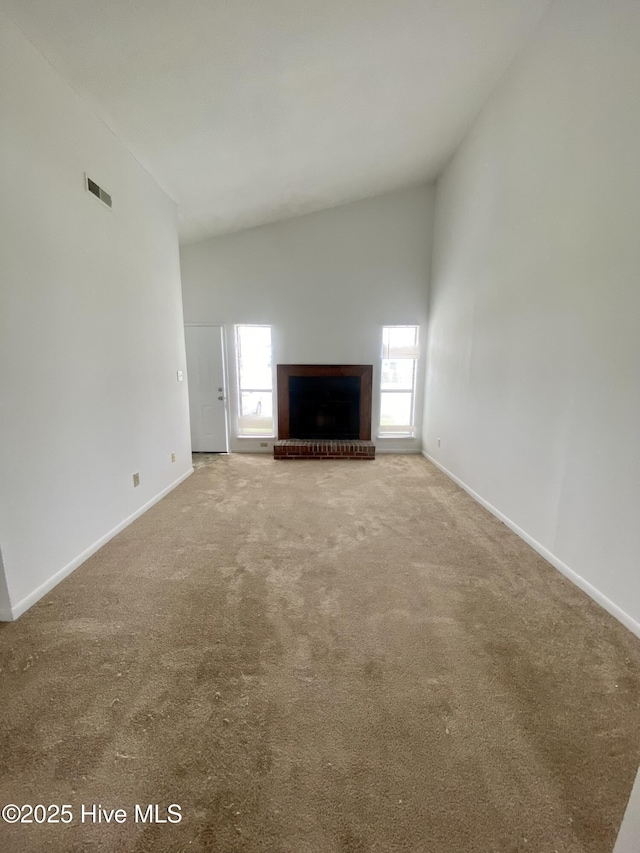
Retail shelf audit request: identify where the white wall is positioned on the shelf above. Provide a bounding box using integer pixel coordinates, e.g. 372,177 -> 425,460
181,186 -> 434,452
0,15 -> 192,619
614,765 -> 640,853
423,0 -> 640,634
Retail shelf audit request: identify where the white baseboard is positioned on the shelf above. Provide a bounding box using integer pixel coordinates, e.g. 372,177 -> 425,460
6,467 -> 194,621
422,452 -> 640,640
0,604 -> 12,622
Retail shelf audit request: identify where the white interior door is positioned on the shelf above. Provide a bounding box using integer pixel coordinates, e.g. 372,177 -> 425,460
185,325 -> 229,452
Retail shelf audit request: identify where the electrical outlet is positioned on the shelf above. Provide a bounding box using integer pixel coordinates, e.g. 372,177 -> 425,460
260,442 -> 268,448
133,472 -> 140,487
171,452 -> 176,463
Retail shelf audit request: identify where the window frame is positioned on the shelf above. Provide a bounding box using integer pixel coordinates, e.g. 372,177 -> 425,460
234,324 -> 275,438
378,325 -> 419,439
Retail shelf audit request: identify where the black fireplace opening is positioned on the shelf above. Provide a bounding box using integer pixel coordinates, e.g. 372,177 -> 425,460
289,375 -> 361,439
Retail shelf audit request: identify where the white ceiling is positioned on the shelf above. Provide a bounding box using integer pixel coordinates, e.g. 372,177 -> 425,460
1,0 -> 551,243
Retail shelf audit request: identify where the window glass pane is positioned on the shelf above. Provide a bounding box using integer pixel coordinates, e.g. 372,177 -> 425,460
240,391 -> 273,418
238,414 -> 274,435
380,391 -> 413,430
383,325 -> 418,358
381,358 -> 414,391
237,326 -> 272,390
388,326 -> 417,350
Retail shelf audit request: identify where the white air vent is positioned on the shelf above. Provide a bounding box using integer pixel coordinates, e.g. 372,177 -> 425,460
85,175 -> 112,208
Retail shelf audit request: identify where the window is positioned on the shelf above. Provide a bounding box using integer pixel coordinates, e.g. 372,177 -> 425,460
379,325 -> 419,437
235,325 -> 274,436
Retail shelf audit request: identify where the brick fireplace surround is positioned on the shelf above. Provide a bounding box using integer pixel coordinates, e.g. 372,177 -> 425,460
274,439 -> 375,460
275,364 -> 375,460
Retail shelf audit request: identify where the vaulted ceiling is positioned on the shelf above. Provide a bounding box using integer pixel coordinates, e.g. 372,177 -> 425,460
1,0 -> 551,242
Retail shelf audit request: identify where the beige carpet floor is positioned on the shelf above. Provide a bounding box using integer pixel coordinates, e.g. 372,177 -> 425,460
1,454 -> 639,853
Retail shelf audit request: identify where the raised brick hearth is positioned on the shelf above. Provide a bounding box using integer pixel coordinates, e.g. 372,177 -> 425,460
274,439 -> 375,460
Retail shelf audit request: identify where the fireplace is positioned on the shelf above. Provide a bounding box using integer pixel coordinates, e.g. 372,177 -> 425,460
275,365 -> 375,459
289,375 -> 360,439
277,364 -> 372,439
